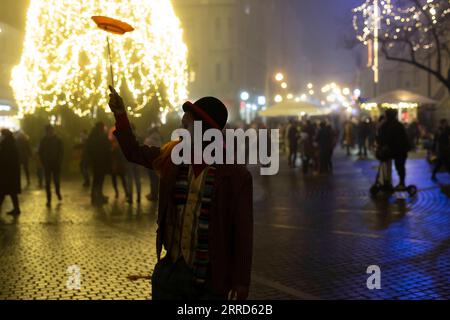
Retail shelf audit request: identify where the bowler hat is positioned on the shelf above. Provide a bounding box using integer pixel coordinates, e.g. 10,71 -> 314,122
182,97 -> 228,130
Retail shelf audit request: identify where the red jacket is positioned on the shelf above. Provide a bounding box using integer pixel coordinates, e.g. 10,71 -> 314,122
113,116 -> 253,295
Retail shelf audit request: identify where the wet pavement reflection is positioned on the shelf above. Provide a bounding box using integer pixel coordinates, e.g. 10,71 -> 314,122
0,149 -> 449,299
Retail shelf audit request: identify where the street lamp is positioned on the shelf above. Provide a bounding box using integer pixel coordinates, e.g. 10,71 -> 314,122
281,82 -> 287,89
258,96 -> 266,106
240,91 -> 250,101
275,73 -> 284,82
274,95 -> 283,103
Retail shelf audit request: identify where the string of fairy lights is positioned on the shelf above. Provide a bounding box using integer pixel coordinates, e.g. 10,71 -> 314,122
11,0 -> 189,122
353,0 -> 450,83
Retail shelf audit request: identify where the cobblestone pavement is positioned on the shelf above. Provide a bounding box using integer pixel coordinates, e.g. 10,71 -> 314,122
0,149 -> 449,300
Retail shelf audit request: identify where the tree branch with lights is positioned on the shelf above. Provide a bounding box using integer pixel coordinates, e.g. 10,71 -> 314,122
353,0 -> 450,93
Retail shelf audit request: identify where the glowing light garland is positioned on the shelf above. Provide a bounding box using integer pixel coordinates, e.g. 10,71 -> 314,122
361,102 -> 418,110
11,0 -> 188,120
353,0 -> 450,83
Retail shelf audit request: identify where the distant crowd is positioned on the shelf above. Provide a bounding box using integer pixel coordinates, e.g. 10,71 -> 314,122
0,122 -> 163,215
0,111 -> 449,215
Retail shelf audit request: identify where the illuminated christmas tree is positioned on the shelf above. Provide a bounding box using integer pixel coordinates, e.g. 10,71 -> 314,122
353,0 -> 450,92
11,0 -> 188,121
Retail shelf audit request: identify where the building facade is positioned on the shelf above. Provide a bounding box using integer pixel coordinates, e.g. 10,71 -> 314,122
173,0 -> 269,122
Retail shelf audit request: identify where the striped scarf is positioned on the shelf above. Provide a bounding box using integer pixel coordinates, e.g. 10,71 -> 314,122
173,165 -> 217,285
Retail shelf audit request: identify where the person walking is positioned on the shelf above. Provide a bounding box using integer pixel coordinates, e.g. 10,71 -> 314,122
377,109 -> 411,188
125,124 -> 143,204
284,121 -> 292,156
110,132 -> 130,201
109,86 -> 253,300
287,120 -> 299,168
431,119 -> 450,181
87,122 -> 111,205
0,129 -> 21,215
300,120 -> 315,174
407,120 -> 420,151
328,123 -> 339,173
316,121 -> 332,174
357,118 -> 370,158
367,117 -> 376,151
343,119 -> 355,156
16,131 -> 32,186
38,125 -> 63,207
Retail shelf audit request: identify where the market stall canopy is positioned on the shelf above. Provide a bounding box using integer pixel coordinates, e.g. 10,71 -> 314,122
366,90 -> 438,105
259,100 -> 328,117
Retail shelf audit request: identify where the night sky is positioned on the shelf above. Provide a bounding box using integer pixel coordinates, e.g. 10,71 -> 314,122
287,0 -> 365,85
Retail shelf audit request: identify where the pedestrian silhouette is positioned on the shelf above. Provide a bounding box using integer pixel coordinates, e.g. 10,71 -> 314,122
431,119 -> 450,180
376,109 -> 411,188
126,123 -> 142,204
15,131 -> 32,186
87,122 -> 111,205
109,127 -> 129,201
38,125 -> 63,207
0,129 -> 21,215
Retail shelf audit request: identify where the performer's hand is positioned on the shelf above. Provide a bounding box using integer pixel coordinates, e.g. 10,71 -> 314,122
228,285 -> 249,300
108,85 -> 126,115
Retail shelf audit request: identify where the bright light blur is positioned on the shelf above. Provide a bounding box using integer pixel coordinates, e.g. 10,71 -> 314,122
275,73 -> 284,82
11,0 -> 189,119
274,94 -> 283,103
257,96 -> 266,105
240,91 -> 250,101
281,82 -> 287,89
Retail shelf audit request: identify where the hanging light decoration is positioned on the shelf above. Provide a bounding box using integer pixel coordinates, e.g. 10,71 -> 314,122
353,0 -> 450,84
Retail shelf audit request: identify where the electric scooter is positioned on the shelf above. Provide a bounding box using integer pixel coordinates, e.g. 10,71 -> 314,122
370,160 -> 417,197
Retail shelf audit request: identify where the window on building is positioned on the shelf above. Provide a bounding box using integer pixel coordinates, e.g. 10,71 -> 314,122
216,63 -> 222,82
